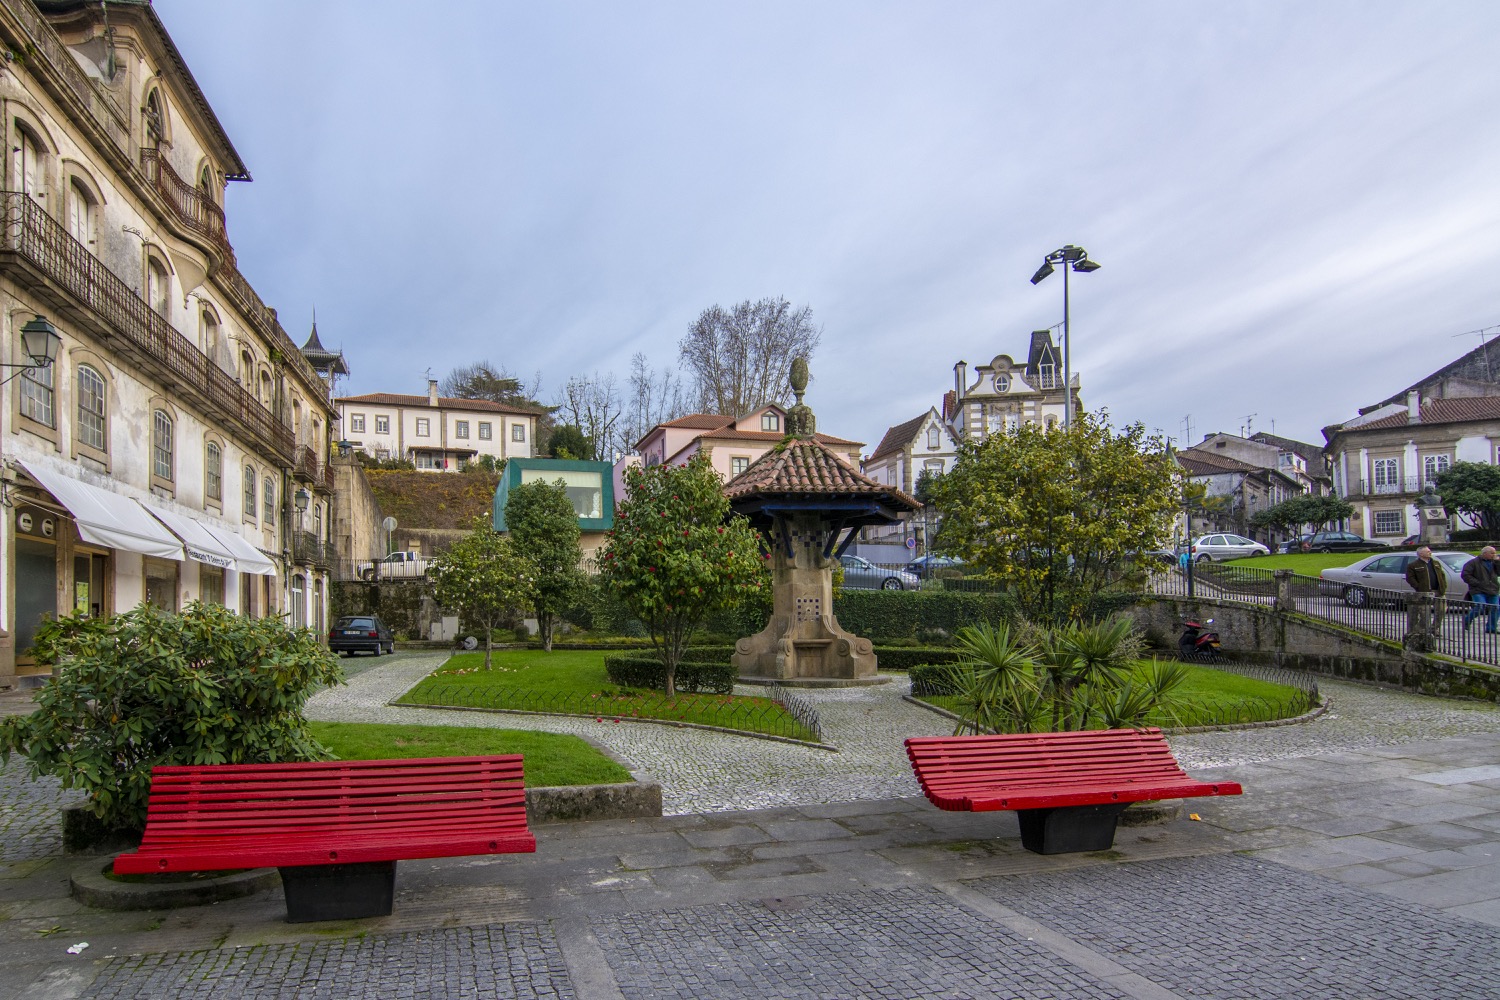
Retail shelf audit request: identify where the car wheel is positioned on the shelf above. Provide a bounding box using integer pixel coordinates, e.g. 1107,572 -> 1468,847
1343,585 -> 1368,608
361,569 -> 375,582
1248,550 -> 1263,558
881,577 -> 904,591
1315,546 -> 1331,554
1196,554 -> 1212,564
385,642 -> 394,655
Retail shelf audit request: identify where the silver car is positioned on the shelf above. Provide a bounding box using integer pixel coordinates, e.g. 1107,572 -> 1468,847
1319,551 -> 1471,607
1190,533 -> 1270,562
839,555 -> 921,591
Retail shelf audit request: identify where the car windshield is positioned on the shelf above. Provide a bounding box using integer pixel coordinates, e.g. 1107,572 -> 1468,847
338,617 -> 375,629
1438,553 -> 1471,570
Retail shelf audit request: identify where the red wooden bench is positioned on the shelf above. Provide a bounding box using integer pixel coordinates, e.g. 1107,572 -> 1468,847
905,728 -> 1241,854
112,755 -> 536,922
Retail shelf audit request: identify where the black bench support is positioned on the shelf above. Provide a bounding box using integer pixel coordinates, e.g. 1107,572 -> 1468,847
1016,803 -> 1129,855
279,861 -> 397,923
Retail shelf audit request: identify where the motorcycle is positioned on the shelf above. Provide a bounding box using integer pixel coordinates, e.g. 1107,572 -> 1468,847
1178,617 -> 1222,662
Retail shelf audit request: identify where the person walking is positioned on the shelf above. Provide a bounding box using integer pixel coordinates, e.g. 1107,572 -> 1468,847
1461,546 -> 1500,633
1405,546 -> 1448,639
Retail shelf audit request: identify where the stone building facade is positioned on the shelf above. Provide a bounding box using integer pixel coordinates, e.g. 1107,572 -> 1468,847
942,330 -> 1078,442
0,0 -> 335,685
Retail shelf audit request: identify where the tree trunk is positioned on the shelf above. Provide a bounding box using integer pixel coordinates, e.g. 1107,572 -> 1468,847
484,629 -> 493,670
541,612 -> 553,652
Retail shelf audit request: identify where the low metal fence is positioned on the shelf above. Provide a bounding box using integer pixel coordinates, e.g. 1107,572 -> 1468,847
400,683 -> 822,742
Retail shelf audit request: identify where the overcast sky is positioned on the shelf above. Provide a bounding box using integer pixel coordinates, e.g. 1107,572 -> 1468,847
155,0 -> 1500,453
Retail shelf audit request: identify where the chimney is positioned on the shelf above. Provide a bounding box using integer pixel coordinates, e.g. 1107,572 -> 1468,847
1407,390 -> 1421,423
954,361 -> 968,401
428,378 -> 440,407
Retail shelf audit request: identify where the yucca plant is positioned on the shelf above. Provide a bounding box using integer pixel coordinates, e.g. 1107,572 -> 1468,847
946,622 -> 1042,735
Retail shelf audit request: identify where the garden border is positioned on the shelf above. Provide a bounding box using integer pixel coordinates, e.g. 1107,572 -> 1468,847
899,692 -> 1329,736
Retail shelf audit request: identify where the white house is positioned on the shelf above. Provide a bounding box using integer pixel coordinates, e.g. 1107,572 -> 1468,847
337,380 -> 539,470
859,408 -> 956,548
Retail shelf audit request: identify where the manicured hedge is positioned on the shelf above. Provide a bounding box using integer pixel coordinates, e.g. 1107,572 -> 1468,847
833,590 -> 1018,642
870,647 -> 966,671
603,654 -> 736,695
909,662 -> 963,697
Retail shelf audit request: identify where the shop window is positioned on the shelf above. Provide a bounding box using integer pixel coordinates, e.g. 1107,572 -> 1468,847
205,441 -> 223,502
200,565 -> 225,605
145,557 -> 177,611
152,410 -> 173,482
76,364 -> 106,451
14,536 -> 56,658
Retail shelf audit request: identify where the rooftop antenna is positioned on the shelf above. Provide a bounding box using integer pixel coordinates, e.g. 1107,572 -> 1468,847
1242,413 -> 1257,437
1182,414 -> 1194,445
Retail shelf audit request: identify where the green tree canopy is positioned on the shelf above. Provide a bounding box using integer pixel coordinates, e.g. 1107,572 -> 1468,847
432,518 -> 533,668
931,413 -> 1178,621
505,479 -> 585,651
547,424 -> 593,460
1435,461 -> 1500,533
1248,493 -> 1354,534
599,455 -> 765,695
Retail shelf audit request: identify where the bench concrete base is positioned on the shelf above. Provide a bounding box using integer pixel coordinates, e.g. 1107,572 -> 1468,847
280,861 -> 396,923
1016,803 -> 1129,854
71,860 -> 279,911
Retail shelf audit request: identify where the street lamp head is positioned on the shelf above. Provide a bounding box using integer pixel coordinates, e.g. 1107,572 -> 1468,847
293,486 -> 311,513
1072,258 -> 1101,273
1029,261 -> 1055,285
19,315 -> 60,368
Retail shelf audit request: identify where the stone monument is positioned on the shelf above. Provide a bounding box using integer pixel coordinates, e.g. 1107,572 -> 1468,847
726,359 -> 921,685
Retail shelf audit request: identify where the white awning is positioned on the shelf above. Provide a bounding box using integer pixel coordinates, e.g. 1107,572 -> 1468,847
18,460 -> 184,561
144,507 -> 238,570
200,523 -> 279,577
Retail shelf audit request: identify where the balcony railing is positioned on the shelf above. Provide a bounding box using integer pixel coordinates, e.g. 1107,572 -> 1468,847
294,445 -> 337,492
0,192 -> 294,463
6,0 -> 131,156
140,149 -> 232,262
292,530 -> 331,569
1341,476 -> 1432,499
214,261 -> 330,406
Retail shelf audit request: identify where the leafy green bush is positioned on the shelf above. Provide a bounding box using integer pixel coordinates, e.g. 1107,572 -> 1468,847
868,647 -> 966,671
910,662 -> 963,696
0,604 -> 343,832
603,654 -> 736,694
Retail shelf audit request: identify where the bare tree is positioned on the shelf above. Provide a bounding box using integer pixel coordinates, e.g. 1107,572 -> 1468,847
678,297 -> 821,416
441,360 -> 527,404
556,372 -> 626,460
622,352 -> 691,452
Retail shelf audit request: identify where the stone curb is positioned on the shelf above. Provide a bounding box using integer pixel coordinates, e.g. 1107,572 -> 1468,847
1118,799 -> 1184,826
900,693 -> 1330,736
526,781 -> 663,824
69,858 -> 279,911
391,699 -> 840,752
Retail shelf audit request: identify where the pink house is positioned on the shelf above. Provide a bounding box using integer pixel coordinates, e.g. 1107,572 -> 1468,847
626,405 -> 864,484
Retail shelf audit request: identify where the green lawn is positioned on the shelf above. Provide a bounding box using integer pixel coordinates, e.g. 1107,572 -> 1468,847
307,720 -> 633,787
919,661 -> 1314,730
396,649 -> 819,742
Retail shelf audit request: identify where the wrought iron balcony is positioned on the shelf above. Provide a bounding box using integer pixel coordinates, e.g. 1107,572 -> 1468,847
292,530 -> 332,569
1340,476 -> 1430,500
0,192 -> 294,464
140,149 -> 233,263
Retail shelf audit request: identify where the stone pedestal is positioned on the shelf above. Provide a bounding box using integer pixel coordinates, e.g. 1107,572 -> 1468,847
733,512 -> 879,684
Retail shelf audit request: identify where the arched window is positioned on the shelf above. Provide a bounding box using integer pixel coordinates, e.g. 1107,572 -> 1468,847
76,364 -> 106,451
995,374 -> 1010,392
144,89 -> 164,148
263,476 -> 275,523
66,180 -> 95,245
19,345 -> 54,428
243,465 -> 256,520
152,410 -> 173,481
202,309 -> 220,360
313,503 -> 323,542
259,371 -> 272,408
205,441 -> 222,501
198,163 -> 213,196
146,256 -> 169,317
240,349 -> 253,385
13,123 -> 43,199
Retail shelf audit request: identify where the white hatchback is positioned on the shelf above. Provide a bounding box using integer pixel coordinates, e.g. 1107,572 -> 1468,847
1319,551 -> 1472,607
1190,533 -> 1270,562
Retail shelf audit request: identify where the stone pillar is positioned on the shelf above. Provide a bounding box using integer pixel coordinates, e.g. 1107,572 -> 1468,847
1273,569 -> 1296,613
1404,592 -> 1436,652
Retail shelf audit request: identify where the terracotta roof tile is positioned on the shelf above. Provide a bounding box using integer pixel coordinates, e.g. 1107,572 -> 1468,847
336,393 -> 541,416
705,428 -> 861,447
868,413 -> 928,462
1354,396 -> 1500,431
724,437 -> 919,510
659,414 -> 736,430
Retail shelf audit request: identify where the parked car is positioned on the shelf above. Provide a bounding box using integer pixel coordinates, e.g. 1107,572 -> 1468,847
1277,533 -> 1314,554
839,555 -> 921,591
907,554 -> 965,579
1304,530 -> 1385,554
1190,534 -> 1269,562
328,614 -> 395,656
1319,551 -> 1472,607
356,550 -> 434,582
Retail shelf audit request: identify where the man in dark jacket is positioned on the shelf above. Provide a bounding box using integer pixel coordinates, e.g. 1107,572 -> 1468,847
1461,546 -> 1500,633
1405,547 -> 1447,638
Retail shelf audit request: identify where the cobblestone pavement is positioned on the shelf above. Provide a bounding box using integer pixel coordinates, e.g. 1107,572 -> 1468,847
591,885 -> 1131,999
0,750 -> 84,863
970,854 -> 1500,1000
81,924 -> 575,1000
306,651 -> 1500,813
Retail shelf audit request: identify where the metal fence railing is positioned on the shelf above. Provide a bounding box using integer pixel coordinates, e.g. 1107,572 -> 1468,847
1148,566 -> 1500,668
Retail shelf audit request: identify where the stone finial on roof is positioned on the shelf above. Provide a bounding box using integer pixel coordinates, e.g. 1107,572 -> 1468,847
785,357 -> 816,438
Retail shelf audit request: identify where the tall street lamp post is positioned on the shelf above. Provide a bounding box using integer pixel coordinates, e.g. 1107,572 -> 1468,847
1030,245 -> 1100,430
